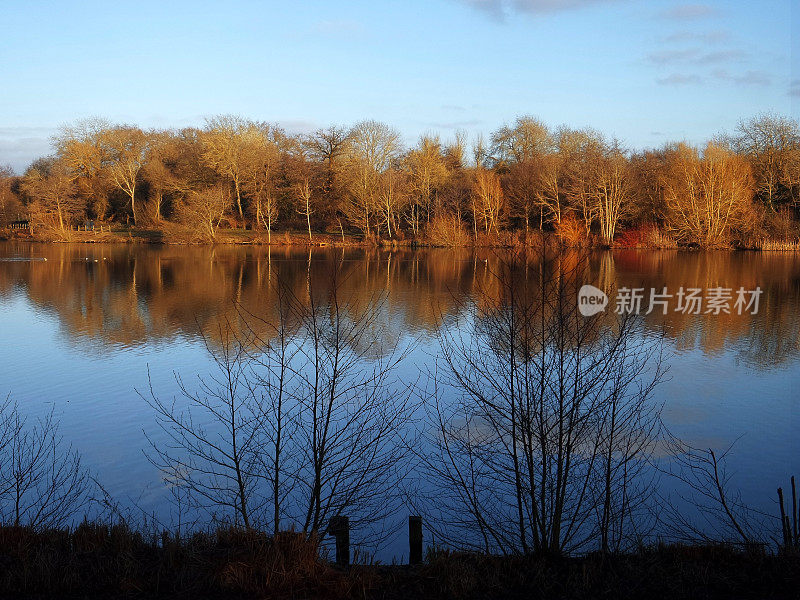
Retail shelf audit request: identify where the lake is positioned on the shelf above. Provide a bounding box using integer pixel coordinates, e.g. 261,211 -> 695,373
0,242 -> 797,556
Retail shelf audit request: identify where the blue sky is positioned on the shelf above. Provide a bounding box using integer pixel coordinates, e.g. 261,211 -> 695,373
0,0 -> 796,172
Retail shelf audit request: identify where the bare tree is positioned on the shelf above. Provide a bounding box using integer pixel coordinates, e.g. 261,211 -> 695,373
490,115 -> 552,168
143,323 -> 267,529
288,275 -> 413,542
661,143 -> 755,246
306,126 -> 351,192
144,274 -> 414,550
55,118 -> 113,221
589,142 -> 630,245
241,125 -> 282,241
0,165 -> 22,227
21,157 -> 82,234
377,168 -> 407,238
102,126 -> 149,225
415,252 -> 664,554
142,129 -> 179,222
295,176 -> 314,243
404,135 -> 449,233
734,113 -> 800,211
201,115 -> 261,226
659,438 -> 771,547
473,168 -> 505,234
240,286 -> 302,535
344,120 -> 401,237
177,184 -> 230,241
0,398 -> 91,529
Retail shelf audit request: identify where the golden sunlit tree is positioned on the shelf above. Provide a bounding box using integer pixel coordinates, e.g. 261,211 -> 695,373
240,124 -> 283,240
490,115 -> 551,167
377,167 -> 408,238
21,157 -> 82,233
178,183 -> 230,241
201,115 -> 261,226
473,168 -> 505,235
343,120 -> 401,237
55,118 -> 112,221
0,165 -> 22,227
534,152 -> 568,227
734,113 -> 800,211
661,143 -> 755,247
589,142 -> 630,245
102,126 -> 149,225
142,130 -> 179,222
404,135 -> 449,234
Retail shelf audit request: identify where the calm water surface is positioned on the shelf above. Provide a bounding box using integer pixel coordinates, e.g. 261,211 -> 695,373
0,242 -> 797,554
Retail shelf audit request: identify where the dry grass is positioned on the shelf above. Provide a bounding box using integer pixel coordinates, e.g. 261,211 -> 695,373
425,214 -> 471,247
0,523 -> 353,599
8,222 -> 800,253
615,224 -> 679,249
757,238 -> 800,251
1,524 -> 798,599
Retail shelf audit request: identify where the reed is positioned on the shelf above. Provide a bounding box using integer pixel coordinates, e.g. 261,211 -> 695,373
758,238 -> 800,251
777,476 -> 799,553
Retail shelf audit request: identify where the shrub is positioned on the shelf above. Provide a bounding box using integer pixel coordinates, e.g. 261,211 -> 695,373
616,224 -> 678,249
426,214 -> 470,247
554,214 -> 587,247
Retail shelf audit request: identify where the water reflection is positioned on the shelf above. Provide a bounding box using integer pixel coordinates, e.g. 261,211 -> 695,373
0,243 -> 798,369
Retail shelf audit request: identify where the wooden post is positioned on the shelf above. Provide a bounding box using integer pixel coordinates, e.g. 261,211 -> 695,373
329,516 -> 350,566
779,487 -> 790,549
409,515 -> 422,565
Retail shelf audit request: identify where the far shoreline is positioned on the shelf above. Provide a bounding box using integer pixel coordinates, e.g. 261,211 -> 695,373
1,227 -> 799,252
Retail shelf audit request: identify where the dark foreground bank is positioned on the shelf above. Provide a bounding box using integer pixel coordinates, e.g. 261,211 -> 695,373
1,524 -> 798,600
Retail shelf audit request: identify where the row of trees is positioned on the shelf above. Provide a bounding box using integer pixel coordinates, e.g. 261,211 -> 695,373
1,114 -> 799,246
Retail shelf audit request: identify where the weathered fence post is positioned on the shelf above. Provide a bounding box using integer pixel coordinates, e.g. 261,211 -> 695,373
409,515 -> 423,565
329,516 -> 350,566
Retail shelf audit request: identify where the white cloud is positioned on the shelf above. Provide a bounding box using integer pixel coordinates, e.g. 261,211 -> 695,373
0,127 -> 57,173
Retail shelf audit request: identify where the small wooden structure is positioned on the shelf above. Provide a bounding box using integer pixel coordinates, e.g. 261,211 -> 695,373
10,220 -> 30,230
328,516 -> 350,566
409,516 -> 423,565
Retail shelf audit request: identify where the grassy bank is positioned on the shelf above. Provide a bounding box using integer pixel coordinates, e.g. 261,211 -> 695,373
2,224 -> 800,251
0,226 -> 367,247
1,523 -> 798,599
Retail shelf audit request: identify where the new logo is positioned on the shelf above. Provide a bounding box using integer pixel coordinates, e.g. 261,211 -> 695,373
578,284 -> 608,316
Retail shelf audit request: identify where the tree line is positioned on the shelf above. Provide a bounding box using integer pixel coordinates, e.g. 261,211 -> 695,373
0,114 -> 799,247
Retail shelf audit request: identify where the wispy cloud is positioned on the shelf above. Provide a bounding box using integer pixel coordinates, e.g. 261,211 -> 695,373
711,69 -> 770,86
275,119 -> 319,134
423,119 -> 483,129
661,30 -> 729,44
657,73 -> 705,86
0,126 -> 57,173
459,0 -> 624,20
660,4 -> 720,20
648,48 -> 744,66
656,70 -> 771,87
647,6 -> 775,92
